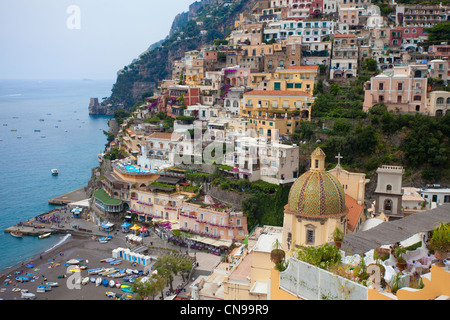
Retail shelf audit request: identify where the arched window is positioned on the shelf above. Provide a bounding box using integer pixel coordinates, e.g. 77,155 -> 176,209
436,110 -> 444,117
437,97 -> 444,105
446,97 -> 450,104
386,184 -> 392,191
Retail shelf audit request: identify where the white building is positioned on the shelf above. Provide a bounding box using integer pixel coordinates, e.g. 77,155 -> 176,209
420,187 -> 450,209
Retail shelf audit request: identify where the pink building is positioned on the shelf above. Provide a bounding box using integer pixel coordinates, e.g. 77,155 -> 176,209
363,66 -> 428,114
223,67 -> 252,87
179,203 -> 248,242
389,27 -> 426,48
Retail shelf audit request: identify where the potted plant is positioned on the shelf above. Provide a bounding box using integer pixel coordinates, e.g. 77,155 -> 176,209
333,227 -> 344,249
392,245 -> 407,271
270,239 -> 285,264
428,222 -> 450,267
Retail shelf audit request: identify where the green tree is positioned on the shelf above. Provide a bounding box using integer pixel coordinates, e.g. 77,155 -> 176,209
362,58 -> 378,72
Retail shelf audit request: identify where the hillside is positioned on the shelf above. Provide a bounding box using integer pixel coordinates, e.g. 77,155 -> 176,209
93,0 -> 254,115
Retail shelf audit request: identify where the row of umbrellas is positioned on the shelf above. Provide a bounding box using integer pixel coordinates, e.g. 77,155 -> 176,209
120,222 -> 149,233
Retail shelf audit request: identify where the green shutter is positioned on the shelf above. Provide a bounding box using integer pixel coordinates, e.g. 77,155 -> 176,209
274,82 -> 281,90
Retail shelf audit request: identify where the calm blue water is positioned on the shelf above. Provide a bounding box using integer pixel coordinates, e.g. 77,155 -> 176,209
0,79 -> 113,271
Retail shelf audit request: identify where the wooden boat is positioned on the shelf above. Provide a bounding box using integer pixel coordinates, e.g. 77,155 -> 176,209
102,279 -> 109,287
39,232 -> 51,239
109,280 -> 115,288
90,277 -> 96,283
66,259 -> 80,265
108,272 -> 126,278
87,268 -> 103,275
46,282 -> 59,287
96,277 -> 102,286
115,281 -> 121,289
10,231 -> 23,238
15,276 -> 32,283
82,277 -> 89,285
121,285 -> 133,293
37,285 -> 51,293
21,292 -> 36,300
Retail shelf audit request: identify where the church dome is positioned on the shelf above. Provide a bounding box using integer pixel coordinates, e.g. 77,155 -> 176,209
287,148 -> 346,217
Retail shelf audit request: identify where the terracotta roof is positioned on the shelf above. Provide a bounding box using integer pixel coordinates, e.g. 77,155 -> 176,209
344,195 -> 364,233
244,90 -> 309,96
286,65 -> 319,70
334,34 -> 356,38
148,132 -> 182,140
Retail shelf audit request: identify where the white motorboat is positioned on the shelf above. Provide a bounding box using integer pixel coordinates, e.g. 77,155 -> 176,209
51,169 -> 58,176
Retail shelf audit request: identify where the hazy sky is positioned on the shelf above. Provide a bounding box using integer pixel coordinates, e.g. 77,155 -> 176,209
0,0 -> 194,80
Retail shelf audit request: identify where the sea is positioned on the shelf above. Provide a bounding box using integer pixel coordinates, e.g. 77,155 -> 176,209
0,79 -> 113,272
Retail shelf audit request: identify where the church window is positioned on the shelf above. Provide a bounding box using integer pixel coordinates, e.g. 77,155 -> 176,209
315,159 -> 319,168
306,229 -> 315,244
386,184 -> 392,191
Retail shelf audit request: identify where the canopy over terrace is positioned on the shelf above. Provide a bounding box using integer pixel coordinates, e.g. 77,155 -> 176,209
342,204 -> 450,255
189,235 -> 233,249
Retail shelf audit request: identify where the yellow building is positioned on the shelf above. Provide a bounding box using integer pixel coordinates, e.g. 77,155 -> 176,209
270,66 -> 319,96
242,90 -> 314,136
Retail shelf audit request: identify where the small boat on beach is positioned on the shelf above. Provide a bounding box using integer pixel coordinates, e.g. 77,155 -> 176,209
21,292 -> 36,300
102,279 -> 109,287
10,231 -> 23,238
87,268 -> 103,275
39,232 -> 51,239
51,169 -> 58,176
96,277 -> 102,286
109,280 -> 115,288
66,259 -> 80,265
37,285 -> 51,293
46,282 -> 58,287
82,277 -> 90,285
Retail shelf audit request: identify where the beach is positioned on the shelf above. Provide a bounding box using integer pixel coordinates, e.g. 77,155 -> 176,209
0,206 -> 222,301
0,234 -> 139,300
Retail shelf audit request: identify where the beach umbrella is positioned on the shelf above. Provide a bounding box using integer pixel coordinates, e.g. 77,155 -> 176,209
130,224 -> 140,235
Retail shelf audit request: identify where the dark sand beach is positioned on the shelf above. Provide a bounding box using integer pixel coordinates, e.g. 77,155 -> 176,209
0,234 -> 146,300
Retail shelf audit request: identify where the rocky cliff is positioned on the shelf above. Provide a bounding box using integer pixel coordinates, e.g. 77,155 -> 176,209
90,0 -> 255,115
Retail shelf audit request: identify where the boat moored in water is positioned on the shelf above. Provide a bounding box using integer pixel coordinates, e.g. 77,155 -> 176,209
10,231 -> 23,238
51,169 -> 58,176
38,232 -> 51,239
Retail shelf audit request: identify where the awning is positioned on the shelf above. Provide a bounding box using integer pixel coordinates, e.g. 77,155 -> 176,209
189,235 -> 233,248
130,224 -> 141,231
121,222 -> 131,228
101,222 -> 114,229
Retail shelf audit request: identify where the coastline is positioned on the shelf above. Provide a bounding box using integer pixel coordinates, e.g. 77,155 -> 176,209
0,232 -> 137,300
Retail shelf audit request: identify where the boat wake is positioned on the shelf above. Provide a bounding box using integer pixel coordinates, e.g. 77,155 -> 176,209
44,234 -> 72,253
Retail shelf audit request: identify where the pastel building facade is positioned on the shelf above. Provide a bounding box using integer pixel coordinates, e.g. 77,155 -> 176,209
363,67 -> 428,114
180,203 -> 248,242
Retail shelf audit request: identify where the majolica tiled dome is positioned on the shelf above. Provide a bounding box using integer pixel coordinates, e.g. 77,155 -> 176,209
287,148 -> 346,216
